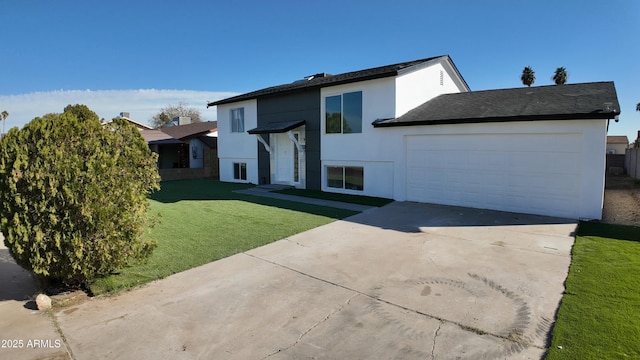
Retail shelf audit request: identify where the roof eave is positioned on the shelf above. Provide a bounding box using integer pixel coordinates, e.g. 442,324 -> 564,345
177,131 -> 216,141
373,112 -> 620,128
208,71 -> 402,107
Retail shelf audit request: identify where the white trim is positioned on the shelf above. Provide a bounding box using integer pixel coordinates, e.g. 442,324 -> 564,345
287,130 -> 304,153
255,134 -> 272,153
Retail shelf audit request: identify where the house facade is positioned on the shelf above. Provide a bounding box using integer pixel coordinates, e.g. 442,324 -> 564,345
141,121 -> 219,181
209,56 -> 620,220
606,135 -> 629,154
212,56 -> 467,192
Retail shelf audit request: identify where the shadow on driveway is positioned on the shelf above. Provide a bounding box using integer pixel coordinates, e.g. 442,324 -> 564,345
0,247 -> 39,302
150,179 -> 576,233
345,201 -> 576,233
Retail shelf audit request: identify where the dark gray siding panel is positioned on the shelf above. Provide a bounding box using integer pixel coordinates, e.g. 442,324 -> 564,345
257,140 -> 270,185
256,90 -> 321,190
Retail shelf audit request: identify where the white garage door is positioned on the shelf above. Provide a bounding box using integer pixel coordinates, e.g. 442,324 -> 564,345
406,133 -> 583,218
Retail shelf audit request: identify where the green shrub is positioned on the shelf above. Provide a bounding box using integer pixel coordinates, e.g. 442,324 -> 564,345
0,106 -> 160,286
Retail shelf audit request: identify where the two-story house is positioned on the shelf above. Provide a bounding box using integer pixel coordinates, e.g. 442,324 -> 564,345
208,55 -> 620,220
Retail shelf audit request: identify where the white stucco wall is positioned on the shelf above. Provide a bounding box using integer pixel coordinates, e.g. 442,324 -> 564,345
395,60 -> 468,117
320,77 -> 395,197
606,143 -> 627,154
319,59 -> 467,198
217,100 -> 258,184
369,119 -> 607,220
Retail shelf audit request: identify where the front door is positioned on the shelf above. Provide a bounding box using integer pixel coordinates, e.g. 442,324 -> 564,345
272,131 -> 303,187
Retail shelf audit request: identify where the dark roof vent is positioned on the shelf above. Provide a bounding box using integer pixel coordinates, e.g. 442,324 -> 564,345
292,72 -> 332,83
308,72 -> 332,79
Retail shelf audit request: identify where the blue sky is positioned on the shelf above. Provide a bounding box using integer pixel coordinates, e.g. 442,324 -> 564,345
1,0 -> 638,139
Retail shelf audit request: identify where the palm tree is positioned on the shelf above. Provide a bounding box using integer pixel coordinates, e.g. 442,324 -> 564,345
636,102 -> 640,112
552,67 -> 568,85
521,66 -> 535,87
1,110 -> 8,137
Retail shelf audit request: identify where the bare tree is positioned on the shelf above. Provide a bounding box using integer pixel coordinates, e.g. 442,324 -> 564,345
150,102 -> 203,128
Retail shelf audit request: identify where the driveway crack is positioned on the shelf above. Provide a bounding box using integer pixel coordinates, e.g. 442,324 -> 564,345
50,311 -> 76,360
285,238 -> 309,248
297,293 -> 358,342
431,321 -> 443,359
427,255 -> 458,280
260,293 -> 358,359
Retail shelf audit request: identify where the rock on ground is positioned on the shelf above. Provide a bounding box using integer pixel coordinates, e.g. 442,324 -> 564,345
36,294 -> 52,310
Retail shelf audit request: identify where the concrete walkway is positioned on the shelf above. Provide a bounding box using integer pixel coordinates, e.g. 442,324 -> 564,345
234,185 -> 376,212
0,234 -> 72,360
53,202 -> 576,359
0,186 -> 373,360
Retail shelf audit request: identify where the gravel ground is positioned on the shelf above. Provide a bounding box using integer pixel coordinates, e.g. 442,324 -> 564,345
602,175 -> 640,227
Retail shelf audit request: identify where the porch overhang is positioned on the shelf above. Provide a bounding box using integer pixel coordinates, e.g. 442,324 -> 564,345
247,120 -> 305,134
255,134 -> 272,153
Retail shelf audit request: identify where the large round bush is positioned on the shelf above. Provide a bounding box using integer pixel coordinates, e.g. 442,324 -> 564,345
0,106 -> 160,285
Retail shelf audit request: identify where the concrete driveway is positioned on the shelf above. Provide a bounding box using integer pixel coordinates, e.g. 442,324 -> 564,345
54,202 -> 575,359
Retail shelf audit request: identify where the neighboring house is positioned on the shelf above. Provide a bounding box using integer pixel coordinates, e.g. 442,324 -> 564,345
141,121 -> 219,181
208,55 -> 620,220
101,112 -> 154,130
606,135 -> 629,154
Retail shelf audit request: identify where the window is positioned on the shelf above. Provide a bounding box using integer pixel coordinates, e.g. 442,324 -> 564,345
325,91 -> 362,134
231,108 -> 244,133
326,166 -> 363,191
233,162 -> 247,180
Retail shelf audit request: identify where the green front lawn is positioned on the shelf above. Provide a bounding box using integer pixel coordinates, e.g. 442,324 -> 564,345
89,179 -> 358,295
547,222 -> 640,359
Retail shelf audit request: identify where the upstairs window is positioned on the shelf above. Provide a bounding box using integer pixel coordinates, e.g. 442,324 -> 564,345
231,108 -> 244,133
325,91 -> 362,134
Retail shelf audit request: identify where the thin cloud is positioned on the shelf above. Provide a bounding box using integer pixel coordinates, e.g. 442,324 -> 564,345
0,89 -> 238,130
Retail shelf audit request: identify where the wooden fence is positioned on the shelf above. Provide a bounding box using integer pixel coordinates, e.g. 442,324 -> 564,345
626,148 -> 640,179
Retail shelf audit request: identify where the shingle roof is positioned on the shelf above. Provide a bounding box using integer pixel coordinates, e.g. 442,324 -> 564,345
160,121 -> 217,140
373,82 -> 620,127
208,55 -> 466,106
607,135 -> 629,144
121,117 -> 153,129
102,117 -> 153,130
140,129 -> 176,143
